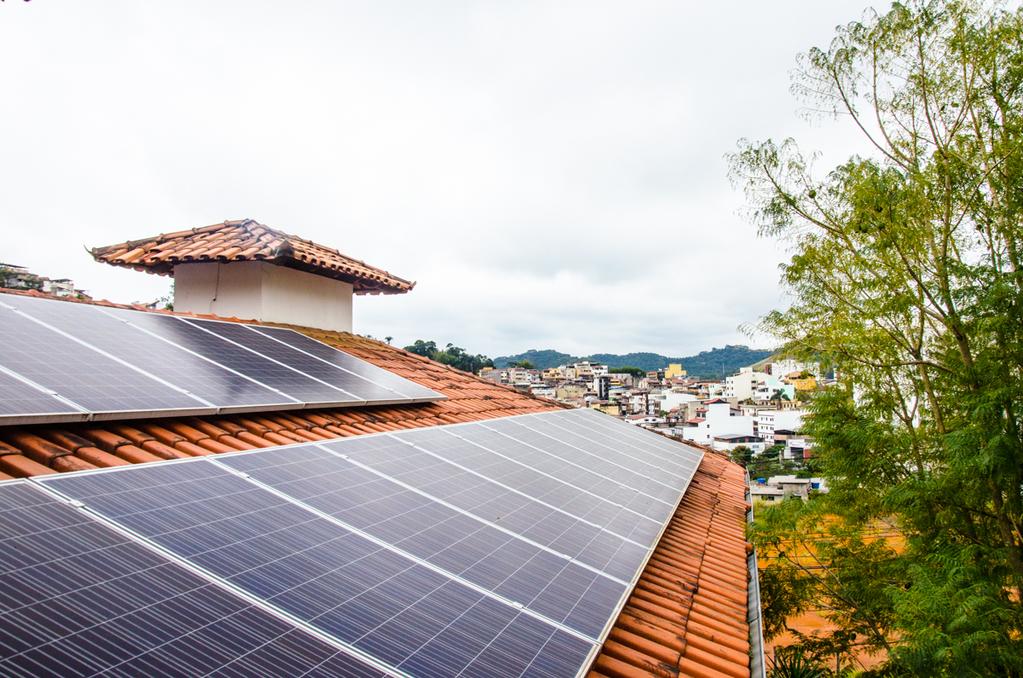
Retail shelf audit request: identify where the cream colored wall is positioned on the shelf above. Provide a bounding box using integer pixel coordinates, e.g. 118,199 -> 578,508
260,262 -> 353,332
173,261 -> 354,332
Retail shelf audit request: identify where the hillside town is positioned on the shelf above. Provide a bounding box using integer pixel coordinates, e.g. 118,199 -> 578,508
0,262 -> 89,300
480,357 -> 829,502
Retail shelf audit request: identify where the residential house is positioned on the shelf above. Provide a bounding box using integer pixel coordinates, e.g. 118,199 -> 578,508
713,433 -> 767,455
678,401 -> 756,446
785,436 -> 815,461
755,409 -> 806,444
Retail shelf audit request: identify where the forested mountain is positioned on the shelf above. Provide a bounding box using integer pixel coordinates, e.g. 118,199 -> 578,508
493,345 -> 773,378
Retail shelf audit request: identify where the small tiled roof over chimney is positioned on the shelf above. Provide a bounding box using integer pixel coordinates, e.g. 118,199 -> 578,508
91,219 -> 414,295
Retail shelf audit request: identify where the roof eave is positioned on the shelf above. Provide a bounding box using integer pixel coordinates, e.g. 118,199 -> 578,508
90,252 -> 415,293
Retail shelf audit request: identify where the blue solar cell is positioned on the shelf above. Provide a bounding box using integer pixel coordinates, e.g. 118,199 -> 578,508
250,326 -> 442,400
0,482 -> 383,678
0,304 -> 205,415
0,295 -> 289,410
452,425 -> 675,523
41,460 -> 596,676
220,444 -> 625,638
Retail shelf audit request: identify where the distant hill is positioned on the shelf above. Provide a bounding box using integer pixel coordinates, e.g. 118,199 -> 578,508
493,345 -> 774,378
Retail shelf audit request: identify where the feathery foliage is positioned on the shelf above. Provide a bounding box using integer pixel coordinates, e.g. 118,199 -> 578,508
731,1 -> 1023,673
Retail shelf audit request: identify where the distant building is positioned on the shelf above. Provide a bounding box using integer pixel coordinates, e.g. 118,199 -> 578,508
754,410 -> 805,444
678,402 -> 755,445
663,363 -> 686,379
625,414 -> 664,427
0,262 -> 86,298
750,475 -> 827,503
712,433 -> 766,455
784,436 -> 814,461
749,485 -> 786,503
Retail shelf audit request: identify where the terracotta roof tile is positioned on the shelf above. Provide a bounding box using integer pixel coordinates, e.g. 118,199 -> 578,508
588,453 -> 752,678
90,219 -> 414,295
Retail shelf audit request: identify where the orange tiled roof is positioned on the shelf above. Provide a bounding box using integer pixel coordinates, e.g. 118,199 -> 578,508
589,453 -> 752,678
90,219 -> 414,294
0,292 -> 755,677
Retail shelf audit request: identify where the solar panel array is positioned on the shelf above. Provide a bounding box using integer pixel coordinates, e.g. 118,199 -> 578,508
0,294 -> 443,425
9,408 -> 703,677
0,482 -> 388,677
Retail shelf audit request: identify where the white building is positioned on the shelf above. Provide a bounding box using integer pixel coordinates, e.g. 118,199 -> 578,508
650,389 -> 698,414
625,414 -> 664,427
724,367 -> 755,401
530,386 -> 556,399
678,402 -> 755,445
755,410 -> 806,444
507,367 -> 540,386
712,434 -> 767,455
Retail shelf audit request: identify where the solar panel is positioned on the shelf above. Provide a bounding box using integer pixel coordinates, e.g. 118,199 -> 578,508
102,310 -> 362,405
514,414 -> 695,486
0,293 -> 443,425
450,423 -> 673,534
0,369 -> 84,422
40,460 -> 595,677
482,417 -> 683,508
219,443 -> 626,639
250,326 -> 442,401
0,294 -> 291,412
321,431 -> 650,582
0,303 -> 208,419
548,408 -> 704,480
415,425 -> 666,545
0,482 -> 386,678
31,409 -> 701,676
184,318 -> 405,404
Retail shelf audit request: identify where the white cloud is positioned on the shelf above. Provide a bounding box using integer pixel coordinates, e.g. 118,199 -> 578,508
1,0 -> 875,356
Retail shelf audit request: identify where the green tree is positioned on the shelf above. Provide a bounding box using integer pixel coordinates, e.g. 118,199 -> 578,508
508,360 -> 535,369
730,1 -> 1023,673
609,366 -> 645,378
404,340 -> 438,359
729,445 -> 755,467
404,340 -> 494,374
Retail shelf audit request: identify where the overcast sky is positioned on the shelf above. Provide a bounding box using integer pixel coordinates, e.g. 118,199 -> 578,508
1,0 -> 875,358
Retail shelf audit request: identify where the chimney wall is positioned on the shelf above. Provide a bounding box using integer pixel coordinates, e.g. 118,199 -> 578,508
173,261 -> 353,333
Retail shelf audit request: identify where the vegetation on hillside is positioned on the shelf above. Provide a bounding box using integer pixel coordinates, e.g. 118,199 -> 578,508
731,0 -> 1023,673
494,344 -> 772,377
403,339 -> 494,375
